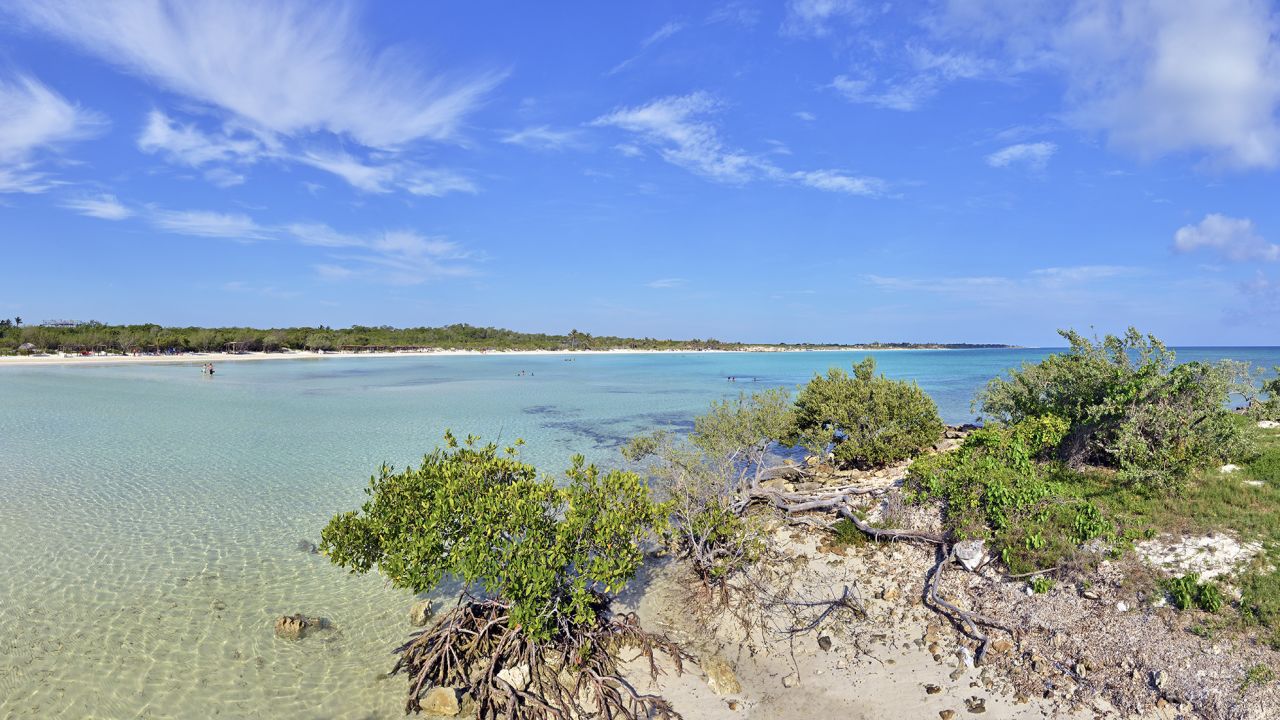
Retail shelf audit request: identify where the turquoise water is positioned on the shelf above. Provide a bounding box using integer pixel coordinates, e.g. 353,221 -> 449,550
1,348 -> 1278,718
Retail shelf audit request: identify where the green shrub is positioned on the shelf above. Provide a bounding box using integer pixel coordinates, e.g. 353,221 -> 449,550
1163,573 -> 1223,613
907,416 -> 1111,575
792,357 -> 943,469
321,432 -> 669,640
623,390 -> 789,583
979,328 -> 1248,491
1246,367 -> 1280,421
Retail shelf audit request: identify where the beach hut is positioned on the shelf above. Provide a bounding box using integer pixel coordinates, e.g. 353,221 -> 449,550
17,342 -> 37,355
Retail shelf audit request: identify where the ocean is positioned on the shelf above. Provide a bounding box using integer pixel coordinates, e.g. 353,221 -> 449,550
1,348 -> 1277,717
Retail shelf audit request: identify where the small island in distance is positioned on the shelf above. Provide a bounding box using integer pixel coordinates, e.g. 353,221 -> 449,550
0,319 -> 1016,356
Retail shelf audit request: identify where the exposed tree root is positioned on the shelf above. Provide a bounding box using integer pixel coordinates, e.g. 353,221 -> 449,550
392,597 -> 688,719
750,485 -> 1014,665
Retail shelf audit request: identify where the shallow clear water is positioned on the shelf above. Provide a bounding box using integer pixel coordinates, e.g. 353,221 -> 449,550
1,348 -> 1277,718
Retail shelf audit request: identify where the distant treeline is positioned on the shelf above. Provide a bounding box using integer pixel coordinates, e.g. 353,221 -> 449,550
0,319 -> 1013,354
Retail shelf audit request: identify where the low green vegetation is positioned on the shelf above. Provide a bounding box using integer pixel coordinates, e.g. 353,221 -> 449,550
0,317 -> 1014,355
1162,573 -> 1224,613
321,433 -> 679,718
978,328 -> 1248,491
907,415 -> 1111,574
1239,663 -> 1275,693
792,357 -> 944,469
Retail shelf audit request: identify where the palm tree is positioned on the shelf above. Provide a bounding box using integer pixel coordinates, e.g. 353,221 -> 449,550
14,316 -> 22,327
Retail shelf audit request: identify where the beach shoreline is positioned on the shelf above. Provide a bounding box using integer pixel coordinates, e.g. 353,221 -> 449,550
0,345 -> 965,368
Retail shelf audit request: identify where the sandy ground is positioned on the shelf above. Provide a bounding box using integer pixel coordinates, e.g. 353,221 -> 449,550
617,526 -> 1094,720
0,347 -> 872,368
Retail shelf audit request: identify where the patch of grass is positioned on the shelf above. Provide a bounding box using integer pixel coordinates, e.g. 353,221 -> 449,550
1029,576 -> 1054,594
1239,663 -> 1275,693
829,518 -> 867,548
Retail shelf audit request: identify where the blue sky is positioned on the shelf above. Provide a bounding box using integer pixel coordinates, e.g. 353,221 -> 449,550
2,0 -> 1279,346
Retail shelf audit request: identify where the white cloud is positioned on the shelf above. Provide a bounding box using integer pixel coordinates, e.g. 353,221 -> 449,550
137,111 -> 266,167
500,126 -> 582,151
287,223 -> 473,284
150,209 -> 270,240
643,21 -> 685,48
11,0 -> 501,148
789,169 -> 886,196
295,150 -> 475,196
646,278 -> 686,289
593,91 -> 886,196
831,47 -> 991,111
0,72 -> 104,193
867,264 -> 1143,294
1030,265 -> 1141,284
986,141 -> 1057,170
794,111 -> 817,121
1174,214 -> 1279,262
614,143 -> 644,158
782,0 -> 867,37
63,194 -> 132,220
933,0 -> 1280,168
9,1 -> 500,190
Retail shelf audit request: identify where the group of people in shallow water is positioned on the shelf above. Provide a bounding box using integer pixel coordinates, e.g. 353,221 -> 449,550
201,363 -> 215,375
726,375 -> 759,382
516,370 -> 533,377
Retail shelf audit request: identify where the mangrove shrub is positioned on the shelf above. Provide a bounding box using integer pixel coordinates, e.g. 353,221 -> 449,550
978,328 -> 1247,490
792,357 -> 944,468
321,433 -> 681,718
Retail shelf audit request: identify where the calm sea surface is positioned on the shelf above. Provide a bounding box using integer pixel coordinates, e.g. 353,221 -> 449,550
2,348 -> 1278,718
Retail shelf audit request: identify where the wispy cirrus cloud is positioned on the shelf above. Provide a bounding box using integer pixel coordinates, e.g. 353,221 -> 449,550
1174,214 -> 1279,262
500,126 -> 583,152
63,194 -> 132,220
866,264 -> 1144,295
7,0 -> 502,192
831,47 -> 991,111
0,72 -> 105,193
608,20 -> 686,76
286,223 -> 475,284
781,0 -> 867,38
646,278 -> 686,289
150,209 -> 272,240
986,141 -> 1057,171
592,91 -> 886,196
136,207 -> 477,284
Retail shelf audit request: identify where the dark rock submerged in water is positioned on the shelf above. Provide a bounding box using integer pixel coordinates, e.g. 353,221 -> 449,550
295,539 -> 319,554
273,613 -> 333,640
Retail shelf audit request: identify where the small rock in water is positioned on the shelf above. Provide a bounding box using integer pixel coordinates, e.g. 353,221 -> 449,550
703,655 -> 741,696
420,687 -> 461,716
295,540 -> 319,554
274,614 -> 310,640
410,599 -> 434,627
782,672 -> 800,688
